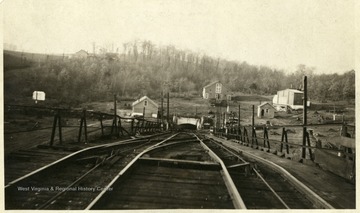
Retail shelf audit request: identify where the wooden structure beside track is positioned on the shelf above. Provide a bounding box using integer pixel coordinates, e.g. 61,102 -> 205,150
216,122 -> 355,182
5,104 -> 163,147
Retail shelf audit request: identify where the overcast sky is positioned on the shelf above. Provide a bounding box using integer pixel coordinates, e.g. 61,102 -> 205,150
3,0 -> 355,74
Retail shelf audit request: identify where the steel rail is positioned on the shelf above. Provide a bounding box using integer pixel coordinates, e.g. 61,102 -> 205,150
194,134 -> 247,209
5,132 -> 169,188
207,138 -> 247,164
252,168 -> 290,209
38,133 -> 169,209
85,133 -> 180,210
213,138 -> 335,209
36,158 -> 105,209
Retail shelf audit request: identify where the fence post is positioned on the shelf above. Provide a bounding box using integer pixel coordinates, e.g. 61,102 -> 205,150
243,127 -> 250,145
118,119 -> 123,136
111,94 -> 118,137
134,119 -> 140,135
57,110 -> 63,144
78,109 -> 88,143
305,132 -> 313,160
341,122 -> 349,137
131,119 -> 134,135
83,110 -> 88,142
238,127 -> 242,141
99,114 -> 104,137
50,111 -> 59,146
280,128 -> 289,155
251,105 -> 258,148
146,121 -> 150,133
263,127 -> 270,150
140,120 -> 145,133
252,127 -> 258,148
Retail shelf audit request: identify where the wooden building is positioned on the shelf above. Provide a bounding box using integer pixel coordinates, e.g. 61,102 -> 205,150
74,50 -> 89,58
132,96 -> 158,118
202,81 -> 231,101
257,102 -> 276,118
272,89 -> 304,110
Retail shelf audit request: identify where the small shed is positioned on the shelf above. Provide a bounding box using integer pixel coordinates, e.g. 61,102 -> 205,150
257,102 -> 276,118
132,96 -> 158,118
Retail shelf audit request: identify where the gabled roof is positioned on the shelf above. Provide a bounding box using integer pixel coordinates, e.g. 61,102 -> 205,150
203,81 -> 220,89
132,96 -> 158,107
75,49 -> 88,54
258,102 -> 276,109
279,89 -> 303,94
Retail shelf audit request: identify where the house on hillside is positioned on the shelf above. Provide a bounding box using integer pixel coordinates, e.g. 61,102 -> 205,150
132,96 -> 158,118
74,50 -> 89,58
272,89 -> 305,110
257,102 -> 276,118
202,81 -> 231,101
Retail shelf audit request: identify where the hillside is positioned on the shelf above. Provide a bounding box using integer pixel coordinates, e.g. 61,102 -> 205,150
3,41 -> 355,107
4,50 -> 64,71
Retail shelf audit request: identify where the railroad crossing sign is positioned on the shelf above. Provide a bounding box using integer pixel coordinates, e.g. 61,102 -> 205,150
32,91 -> 46,103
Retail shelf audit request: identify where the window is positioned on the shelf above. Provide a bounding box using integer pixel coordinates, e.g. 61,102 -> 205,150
216,94 -> 221,100
205,93 -> 209,99
265,109 -> 269,113
215,83 -> 221,93
144,100 -> 148,106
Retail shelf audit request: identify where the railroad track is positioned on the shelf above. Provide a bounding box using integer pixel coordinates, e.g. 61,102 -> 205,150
5,132 -> 175,209
4,119 -> 120,184
5,132 -> 333,209
86,132 -> 244,209
200,136 -> 315,209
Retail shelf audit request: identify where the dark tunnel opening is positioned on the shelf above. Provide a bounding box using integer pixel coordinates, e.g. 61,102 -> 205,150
176,124 -> 197,130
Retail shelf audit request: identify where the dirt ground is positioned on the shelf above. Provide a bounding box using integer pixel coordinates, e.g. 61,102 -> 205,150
3,96 -> 355,157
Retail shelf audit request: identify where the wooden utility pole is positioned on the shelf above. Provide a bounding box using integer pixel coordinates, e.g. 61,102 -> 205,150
223,112 -> 226,129
252,105 -> 255,127
114,94 -> 117,117
111,94 -> 118,135
161,91 -> 164,123
302,76 -> 308,158
252,105 -> 255,142
238,104 -> 240,131
167,92 -> 170,126
114,95 -> 117,130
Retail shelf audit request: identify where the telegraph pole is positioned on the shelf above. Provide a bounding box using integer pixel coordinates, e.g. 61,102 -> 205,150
167,92 -> 170,128
161,91 -> 164,123
113,94 -> 118,135
238,104 -> 240,132
114,94 -> 117,120
252,105 -> 255,128
302,76 -> 308,158
252,105 -> 255,142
